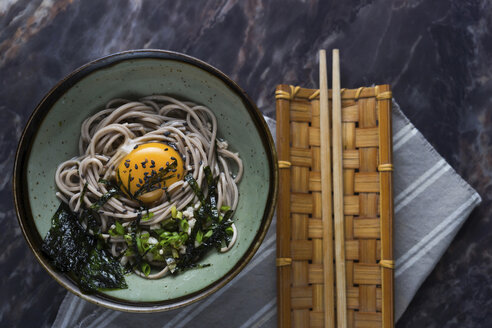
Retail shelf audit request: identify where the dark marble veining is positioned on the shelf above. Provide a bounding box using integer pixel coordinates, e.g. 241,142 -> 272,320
1,0 -> 491,327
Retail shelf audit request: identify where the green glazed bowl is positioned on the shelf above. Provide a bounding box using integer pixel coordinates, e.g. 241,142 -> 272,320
13,50 -> 278,312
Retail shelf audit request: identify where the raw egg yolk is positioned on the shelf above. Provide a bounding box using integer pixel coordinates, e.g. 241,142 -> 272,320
116,142 -> 185,204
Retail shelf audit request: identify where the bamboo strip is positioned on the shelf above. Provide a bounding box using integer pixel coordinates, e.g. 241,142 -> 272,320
276,84 -> 292,328
319,49 -> 335,328
283,87 -> 379,100
332,49 -> 347,327
377,84 -> 394,328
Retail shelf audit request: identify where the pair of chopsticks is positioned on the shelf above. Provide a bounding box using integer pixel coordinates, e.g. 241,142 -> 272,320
319,49 -> 347,328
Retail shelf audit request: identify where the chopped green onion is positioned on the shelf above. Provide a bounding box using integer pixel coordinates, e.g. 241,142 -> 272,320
136,236 -> 144,254
115,221 -> 125,235
160,231 -> 171,239
225,226 -> 234,236
204,229 -> 213,239
176,211 -> 183,219
141,262 -> 151,276
159,231 -> 188,248
196,230 -> 203,244
153,228 -> 165,235
171,206 -> 177,218
141,212 -> 154,221
179,219 -> 189,232
220,205 -> 231,212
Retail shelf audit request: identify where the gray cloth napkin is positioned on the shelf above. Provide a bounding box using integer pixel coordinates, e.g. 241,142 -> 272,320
52,102 -> 481,328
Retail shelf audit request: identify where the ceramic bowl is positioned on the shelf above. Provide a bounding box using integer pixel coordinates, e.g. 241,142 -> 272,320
13,50 -> 277,312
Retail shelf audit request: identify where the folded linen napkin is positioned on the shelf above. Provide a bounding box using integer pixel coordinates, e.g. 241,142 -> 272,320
52,101 -> 481,328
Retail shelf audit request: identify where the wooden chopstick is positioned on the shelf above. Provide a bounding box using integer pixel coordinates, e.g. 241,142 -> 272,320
319,49 -> 335,328
332,49 -> 348,328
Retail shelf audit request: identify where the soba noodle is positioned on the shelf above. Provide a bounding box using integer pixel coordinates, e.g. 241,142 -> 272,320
54,95 -> 242,279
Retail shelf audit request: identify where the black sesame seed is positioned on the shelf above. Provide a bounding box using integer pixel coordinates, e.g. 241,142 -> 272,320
134,145 -> 139,149
151,160 -> 155,165
164,148 -> 168,151
130,177 -> 134,181
172,169 -> 177,172
177,174 -> 180,178
139,178 -> 143,183
136,184 -> 141,188
124,162 -> 130,168
170,156 -> 176,161
164,131 -> 171,136
125,159 -> 130,162
199,160 -> 203,165
134,164 -> 138,169
166,161 -> 169,166
159,167 -> 164,171
144,172 -> 149,176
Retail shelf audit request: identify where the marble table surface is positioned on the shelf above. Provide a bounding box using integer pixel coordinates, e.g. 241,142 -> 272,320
1,0 -> 491,327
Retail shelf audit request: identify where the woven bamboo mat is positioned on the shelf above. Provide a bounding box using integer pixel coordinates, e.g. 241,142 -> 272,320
275,85 -> 394,328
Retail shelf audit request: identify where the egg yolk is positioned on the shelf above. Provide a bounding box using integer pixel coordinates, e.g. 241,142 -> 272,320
116,142 -> 185,204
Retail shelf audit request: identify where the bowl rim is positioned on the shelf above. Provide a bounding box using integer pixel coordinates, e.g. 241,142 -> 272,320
13,49 -> 278,312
